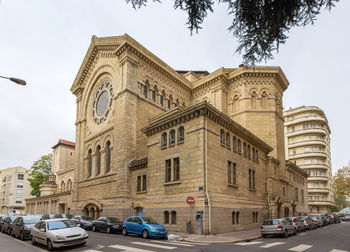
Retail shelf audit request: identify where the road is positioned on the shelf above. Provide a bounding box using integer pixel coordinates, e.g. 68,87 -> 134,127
1,222 -> 349,252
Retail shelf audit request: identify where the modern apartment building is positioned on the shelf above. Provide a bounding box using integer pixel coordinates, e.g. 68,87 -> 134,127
0,166 -> 31,214
284,106 -> 334,213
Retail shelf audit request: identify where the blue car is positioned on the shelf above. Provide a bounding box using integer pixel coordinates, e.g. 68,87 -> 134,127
122,216 -> 168,239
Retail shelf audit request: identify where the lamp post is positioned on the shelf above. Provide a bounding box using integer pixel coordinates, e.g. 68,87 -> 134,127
0,75 -> 26,85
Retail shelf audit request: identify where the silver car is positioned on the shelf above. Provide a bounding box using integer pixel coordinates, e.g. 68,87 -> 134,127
30,219 -> 88,251
261,218 -> 296,238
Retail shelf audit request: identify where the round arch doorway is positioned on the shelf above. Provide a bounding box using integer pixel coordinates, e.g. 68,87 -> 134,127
84,203 -> 101,219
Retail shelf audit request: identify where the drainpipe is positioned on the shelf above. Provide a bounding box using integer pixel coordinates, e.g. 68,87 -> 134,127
204,116 -> 212,234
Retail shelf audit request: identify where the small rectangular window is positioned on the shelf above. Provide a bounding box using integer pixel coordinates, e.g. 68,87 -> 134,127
137,176 -> 141,192
174,158 -> 180,181
142,175 -> 147,191
227,161 -> 232,184
18,174 -> 24,180
165,159 -> 171,182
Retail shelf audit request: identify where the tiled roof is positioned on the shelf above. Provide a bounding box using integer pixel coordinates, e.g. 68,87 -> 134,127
52,139 -> 75,149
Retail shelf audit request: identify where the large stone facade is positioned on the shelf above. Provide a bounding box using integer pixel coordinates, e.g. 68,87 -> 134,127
65,34 -> 309,234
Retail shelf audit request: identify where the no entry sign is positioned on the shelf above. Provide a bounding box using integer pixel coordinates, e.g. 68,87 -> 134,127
186,196 -> 195,205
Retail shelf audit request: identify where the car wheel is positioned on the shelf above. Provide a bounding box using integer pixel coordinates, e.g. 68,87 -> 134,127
122,227 -> 128,236
10,230 -> 14,237
283,230 -> 288,238
20,232 -> 24,240
92,225 -> 96,232
31,236 -> 37,245
142,229 -> 149,239
106,227 -> 111,234
47,239 -> 54,251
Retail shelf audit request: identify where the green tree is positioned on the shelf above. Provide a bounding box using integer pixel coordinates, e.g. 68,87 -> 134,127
333,162 -> 350,199
126,0 -> 338,64
334,192 -> 348,211
28,154 -> 52,197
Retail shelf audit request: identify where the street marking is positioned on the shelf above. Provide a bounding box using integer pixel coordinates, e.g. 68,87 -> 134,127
236,241 -> 263,246
131,241 -> 177,250
330,250 -> 348,252
109,244 -> 155,252
261,242 -> 285,248
151,240 -> 194,246
288,244 -> 313,251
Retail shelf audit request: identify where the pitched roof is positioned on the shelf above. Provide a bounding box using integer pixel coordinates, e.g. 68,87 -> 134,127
52,139 -> 75,149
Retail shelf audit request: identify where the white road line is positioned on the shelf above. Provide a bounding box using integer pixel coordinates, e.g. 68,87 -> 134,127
131,241 -> 177,250
109,244 -> 156,252
179,241 -> 209,245
151,240 -> 194,246
261,242 -> 285,248
330,249 -> 349,252
236,241 -> 263,246
288,244 -> 313,252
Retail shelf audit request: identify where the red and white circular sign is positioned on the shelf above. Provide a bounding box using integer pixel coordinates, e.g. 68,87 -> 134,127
186,196 -> 195,205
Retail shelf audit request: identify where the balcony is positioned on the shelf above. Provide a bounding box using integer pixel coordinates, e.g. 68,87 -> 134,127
298,163 -> 330,170
307,176 -> 330,182
289,151 -> 327,159
288,140 -> 327,149
285,115 -> 327,126
308,188 -> 330,193
286,128 -> 328,137
308,200 -> 334,206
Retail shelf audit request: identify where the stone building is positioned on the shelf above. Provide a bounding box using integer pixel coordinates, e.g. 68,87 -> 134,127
25,139 -> 75,214
67,34 -> 308,234
0,166 -> 31,214
284,106 -> 334,213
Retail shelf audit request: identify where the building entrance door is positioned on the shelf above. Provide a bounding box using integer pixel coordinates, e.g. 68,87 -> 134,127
58,203 -> 65,214
84,203 -> 100,219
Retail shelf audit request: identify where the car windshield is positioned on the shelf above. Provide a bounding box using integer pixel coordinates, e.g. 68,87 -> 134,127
81,216 -> 93,221
47,220 -> 76,230
263,220 -> 280,225
23,216 -> 40,224
142,217 -> 159,225
10,217 -> 17,222
107,217 -> 120,223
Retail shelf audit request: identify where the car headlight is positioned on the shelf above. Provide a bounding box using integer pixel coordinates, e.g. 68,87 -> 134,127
23,226 -> 31,231
149,227 -> 157,231
82,231 -> 88,237
56,235 -> 65,240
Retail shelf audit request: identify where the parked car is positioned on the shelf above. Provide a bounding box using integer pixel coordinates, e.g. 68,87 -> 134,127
1,216 -> 17,234
327,214 -> 337,224
30,219 -> 88,251
342,215 -> 350,221
40,214 -> 55,220
71,216 -> 94,230
300,216 -> 316,230
287,217 -> 306,232
260,218 -> 296,238
11,215 -> 41,240
122,216 -> 168,239
0,214 -> 7,230
92,217 -> 123,233
320,214 -> 329,225
54,214 -> 73,219
311,216 -> 323,228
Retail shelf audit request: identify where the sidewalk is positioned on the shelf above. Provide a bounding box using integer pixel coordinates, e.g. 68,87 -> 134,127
175,228 -> 261,244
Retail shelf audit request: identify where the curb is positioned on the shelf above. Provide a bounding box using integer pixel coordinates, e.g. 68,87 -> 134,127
182,235 -> 262,244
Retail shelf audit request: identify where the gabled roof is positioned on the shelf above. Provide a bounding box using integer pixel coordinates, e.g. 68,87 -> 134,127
52,139 -> 75,149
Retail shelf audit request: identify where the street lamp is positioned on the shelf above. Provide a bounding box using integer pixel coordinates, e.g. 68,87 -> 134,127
0,75 -> 26,85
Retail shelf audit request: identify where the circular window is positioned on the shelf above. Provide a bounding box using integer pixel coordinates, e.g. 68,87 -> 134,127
92,82 -> 114,124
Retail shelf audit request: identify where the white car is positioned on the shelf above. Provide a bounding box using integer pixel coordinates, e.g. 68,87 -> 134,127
30,218 -> 88,251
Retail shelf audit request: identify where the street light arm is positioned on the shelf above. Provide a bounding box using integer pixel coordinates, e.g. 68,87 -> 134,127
0,75 -> 26,85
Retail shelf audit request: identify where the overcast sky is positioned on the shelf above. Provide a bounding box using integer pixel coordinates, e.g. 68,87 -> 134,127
0,1 -> 349,174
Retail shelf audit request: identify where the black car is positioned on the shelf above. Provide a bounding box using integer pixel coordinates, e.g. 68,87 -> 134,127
71,215 -> 94,230
92,217 -> 123,234
53,214 -> 74,219
1,216 -> 17,234
11,215 -> 41,240
0,215 -> 7,230
40,214 -> 55,220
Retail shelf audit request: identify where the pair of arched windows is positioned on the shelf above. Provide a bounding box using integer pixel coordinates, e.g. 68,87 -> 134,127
61,179 -> 72,192
164,211 -> 177,224
232,211 -> 240,225
161,126 -> 184,148
87,141 -> 112,177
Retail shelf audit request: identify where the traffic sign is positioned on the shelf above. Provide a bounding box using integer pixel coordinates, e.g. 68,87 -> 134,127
186,196 -> 195,205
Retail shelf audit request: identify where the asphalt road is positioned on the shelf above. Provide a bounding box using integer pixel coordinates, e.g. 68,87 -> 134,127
1,222 -> 349,252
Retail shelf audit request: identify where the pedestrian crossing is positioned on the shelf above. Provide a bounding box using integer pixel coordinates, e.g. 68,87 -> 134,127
232,241 -> 349,252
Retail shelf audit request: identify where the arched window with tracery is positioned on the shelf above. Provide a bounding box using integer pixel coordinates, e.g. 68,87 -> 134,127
88,149 -> 92,177
105,141 -> 111,173
169,129 -> 175,145
178,126 -> 184,142
67,179 -> 72,191
161,132 -> 167,148
96,145 -> 101,176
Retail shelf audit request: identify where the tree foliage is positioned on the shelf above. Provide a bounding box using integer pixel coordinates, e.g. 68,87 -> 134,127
333,162 -> 350,199
126,0 -> 338,64
28,154 -> 52,197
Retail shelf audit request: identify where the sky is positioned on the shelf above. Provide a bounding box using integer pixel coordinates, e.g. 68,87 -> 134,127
0,0 -> 349,173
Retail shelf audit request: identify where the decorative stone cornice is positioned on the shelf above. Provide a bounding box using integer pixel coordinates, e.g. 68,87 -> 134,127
141,101 -> 273,154
286,161 -> 309,178
128,157 -> 148,171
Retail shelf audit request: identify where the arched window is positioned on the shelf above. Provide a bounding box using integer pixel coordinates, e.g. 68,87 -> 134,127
256,150 -> 259,163
243,142 -> 247,156
233,136 -> 237,151
238,139 -> 242,153
105,141 -> 111,173
248,144 -> 251,159
236,211 -> 240,224
143,84 -> 148,98
169,129 -> 175,145
61,181 -> 65,192
220,129 -> 225,145
164,211 -> 169,224
261,92 -> 267,108
161,132 -> 167,148
96,145 -> 101,176
226,132 -> 230,148
232,211 -> 236,224
88,149 -> 92,177
178,126 -> 184,142
252,147 -> 255,161
251,92 -> 257,109
67,179 -> 72,191
171,211 -> 177,224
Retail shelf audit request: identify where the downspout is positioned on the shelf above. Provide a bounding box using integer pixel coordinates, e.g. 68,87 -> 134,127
204,116 -> 212,234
